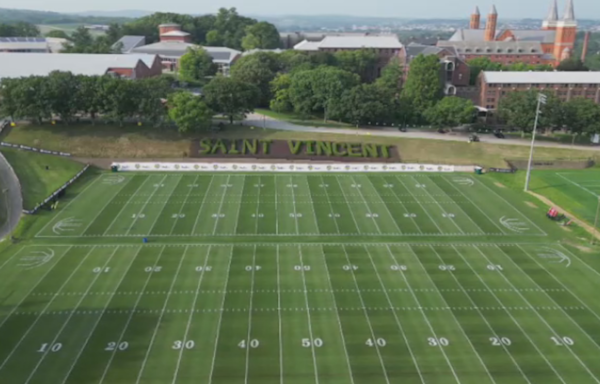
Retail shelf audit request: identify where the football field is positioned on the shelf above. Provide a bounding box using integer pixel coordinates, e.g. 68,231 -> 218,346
1,172 -> 600,384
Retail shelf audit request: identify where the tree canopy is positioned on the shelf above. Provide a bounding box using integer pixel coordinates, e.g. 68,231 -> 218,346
400,54 -> 443,123
202,76 -> 260,123
61,27 -> 119,54
0,22 -> 39,37
168,92 -> 214,133
241,22 -> 281,50
231,52 -> 282,107
467,57 -> 552,85
497,90 -> 562,134
556,58 -> 590,71
178,47 -> 218,85
424,97 -> 475,128
334,48 -> 379,83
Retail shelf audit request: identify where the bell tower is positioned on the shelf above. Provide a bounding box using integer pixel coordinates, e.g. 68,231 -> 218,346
542,0 -> 558,30
470,6 -> 481,29
553,0 -> 577,63
484,5 -> 497,41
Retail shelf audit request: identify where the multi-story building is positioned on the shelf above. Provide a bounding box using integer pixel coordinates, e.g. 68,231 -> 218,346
438,0 -> 578,66
477,71 -> 600,110
0,37 -> 69,53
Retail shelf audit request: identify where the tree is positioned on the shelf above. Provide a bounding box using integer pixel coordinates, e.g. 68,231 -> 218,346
563,98 -> 600,141
231,52 -> 281,107
335,48 -> 379,83
557,58 -> 589,71
179,47 -> 218,85
375,58 -> 403,95
424,97 -> 475,127
330,84 -> 390,126
45,30 -> 69,39
168,92 -> 213,132
46,71 -> 80,123
497,90 -> 562,136
400,54 -> 443,123
202,76 -> 259,123
62,26 -> 117,54
278,50 -> 313,73
467,57 -> 503,85
269,73 -> 293,113
242,21 -> 280,50
0,22 -> 39,37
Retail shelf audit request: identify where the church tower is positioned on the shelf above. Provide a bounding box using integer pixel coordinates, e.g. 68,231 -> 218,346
542,0 -> 558,30
470,6 -> 481,29
553,0 -> 577,63
484,5 -> 497,41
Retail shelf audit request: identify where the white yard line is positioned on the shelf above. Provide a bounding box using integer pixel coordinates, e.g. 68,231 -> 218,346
207,245 -> 234,384
359,175 -> 402,234
170,245 -> 212,384
142,174 -> 184,235
125,174 -> 170,235
98,246 -> 167,384
212,175 -> 232,236
300,175 -> 323,234
60,246 -> 141,384
409,245 -> 496,383
319,175 -> 341,234
469,177 -> 547,235
349,175 -> 385,234
168,175 -> 201,235
476,245 -> 600,383
290,175 -> 300,235
243,245 -> 257,384
276,245 -> 283,384
190,175 -> 216,235
556,173 -> 599,197
35,174 -> 105,237
340,245 -> 390,384
24,246 -> 120,384
556,244 -> 600,280
297,245 -> 321,384
441,175 -> 507,234
453,245 -> 567,383
0,246 -> 73,330
135,246 -> 190,383
334,175 -> 370,235
383,244 -> 460,383
231,175 -> 246,235
363,246 -> 425,384
0,246 -> 26,273
101,176 -> 155,236
254,177 -> 261,234
408,176 -> 466,234
0,246 -> 94,372
274,176 -> 279,235
394,176 -> 444,234
379,175 -> 423,234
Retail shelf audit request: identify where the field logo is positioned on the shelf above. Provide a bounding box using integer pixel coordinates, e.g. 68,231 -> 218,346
154,164 -> 160,169
194,164 -> 200,170
52,217 -> 82,235
453,177 -> 475,187
419,165 -> 425,171
233,164 -> 238,170
252,165 -> 257,170
382,165 -> 388,171
18,248 -> 55,269
308,165 -> 313,170
174,164 -> 180,170
500,216 -> 529,232
537,247 -> 571,267
401,165 -> 406,170
327,165 -> 332,171
290,165 -> 294,170
213,164 -> 219,170
135,164 -> 141,169
102,175 -> 125,185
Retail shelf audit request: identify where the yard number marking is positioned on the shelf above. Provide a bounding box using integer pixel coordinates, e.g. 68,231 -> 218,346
415,184 -> 426,188
105,341 -> 129,351
302,338 -> 323,347
487,264 -> 503,271
187,184 -> 199,188
383,184 -> 394,188
319,184 -> 329,188
428,337 -> 449,347
245,266 -> 261,271
351,184 -> 361,188
438,265 -> 456,271
221,184 -> 233,188
551,337 -> 574,346
37,343 -> 62,353
93,267 -> 110,273
391,265 -> 408,271
251,213 -> 264,218
328,213 -> 341,218
212,213 -> 225,218
172,340 -> 195,350
294,265 -> 311,271
289,213 -> 303,218
366,338 -> 386,347
172,214 -> 185,219
490,337 -> 511,346
287,184 -> 298,188
195,266 -> 212,272
154,184 -> 164,188
238,339 -> 259,349
343,265 -> 359,271
366,213 -> 379,218
144,266 -> 162,272
403,213 -> 417,218
442,213 -> 455,218
254,184 -> 265,187
132,214 -> 146,219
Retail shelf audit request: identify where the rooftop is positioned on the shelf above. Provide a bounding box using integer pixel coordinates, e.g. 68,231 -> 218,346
131,42 -> 241,63
112,35 -> 146,53
293,40 -> 321,51
0,53 -> 158,79
160,30 -> 190,37
437,40 -> 545,55
482,71 -> 600,84
319,35 -> 403,49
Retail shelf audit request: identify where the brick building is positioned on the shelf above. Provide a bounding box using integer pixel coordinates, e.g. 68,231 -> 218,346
439,0 -> 578,67
477,71 -> 600,110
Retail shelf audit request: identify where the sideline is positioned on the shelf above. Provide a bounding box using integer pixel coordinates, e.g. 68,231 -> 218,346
526,190 -> 600,242
0,150 -> 23,240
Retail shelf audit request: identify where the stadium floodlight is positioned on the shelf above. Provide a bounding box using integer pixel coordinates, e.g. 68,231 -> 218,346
524,93 -> 547,192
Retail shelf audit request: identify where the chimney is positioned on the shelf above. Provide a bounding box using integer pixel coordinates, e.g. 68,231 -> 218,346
581,31 -> 590,62
484,5 -> 498,41
470,6 -> 481,29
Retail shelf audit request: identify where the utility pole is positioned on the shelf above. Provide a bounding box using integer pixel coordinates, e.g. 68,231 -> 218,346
592,196 -> 600,245
524,93 -> 547,192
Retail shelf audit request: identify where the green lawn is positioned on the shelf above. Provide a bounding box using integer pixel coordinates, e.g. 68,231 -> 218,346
0,148 -> 86,210
0,171 -> 599,383
256,108 -> 355,128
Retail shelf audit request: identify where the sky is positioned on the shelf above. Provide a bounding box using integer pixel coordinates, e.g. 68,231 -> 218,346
0,0 -> 595,19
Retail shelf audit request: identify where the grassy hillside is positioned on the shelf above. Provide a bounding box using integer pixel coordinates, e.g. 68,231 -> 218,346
0,148 -> 86,210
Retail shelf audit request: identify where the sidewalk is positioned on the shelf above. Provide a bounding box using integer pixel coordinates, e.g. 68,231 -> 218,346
245,113 -> 600,152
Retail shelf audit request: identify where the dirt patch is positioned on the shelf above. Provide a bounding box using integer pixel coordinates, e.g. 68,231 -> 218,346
494,182 -> 506,188
575,245 -> 593,253
527,190 -> 600,242
525,201 -> 538,209
560,226 -> 572,232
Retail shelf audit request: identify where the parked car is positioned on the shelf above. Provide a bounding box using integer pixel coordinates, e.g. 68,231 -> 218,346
493,130 -> 505,139
468,134 -> 480,143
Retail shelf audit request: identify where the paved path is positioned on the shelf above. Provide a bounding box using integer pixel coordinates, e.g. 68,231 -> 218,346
245,113 -> 600,152
0,150 -> 23,240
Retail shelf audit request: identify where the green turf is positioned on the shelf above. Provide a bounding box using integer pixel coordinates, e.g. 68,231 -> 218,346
0,149 -> 85,210
256,108 -> 354,128
1,171 -> 600,383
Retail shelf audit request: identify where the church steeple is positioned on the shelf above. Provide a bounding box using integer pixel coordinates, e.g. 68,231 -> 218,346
542,0 -> 558,29
470,6 -> 481,29
562,0 -> 575,22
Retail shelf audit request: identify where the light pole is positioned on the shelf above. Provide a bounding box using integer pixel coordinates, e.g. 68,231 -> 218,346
524,93 -> 547,192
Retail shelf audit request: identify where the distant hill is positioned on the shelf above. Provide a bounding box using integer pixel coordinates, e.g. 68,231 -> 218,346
73,10 -> 153,18
0,7 -> 131,25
